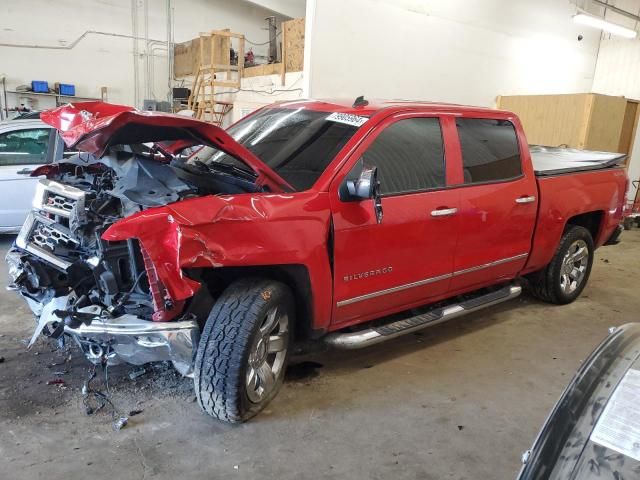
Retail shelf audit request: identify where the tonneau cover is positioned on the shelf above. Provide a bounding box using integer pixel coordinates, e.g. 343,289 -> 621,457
531,145 -> 626,176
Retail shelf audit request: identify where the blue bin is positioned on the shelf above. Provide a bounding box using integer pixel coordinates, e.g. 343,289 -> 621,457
31,81 -> 48,93
59,84 -> 75,96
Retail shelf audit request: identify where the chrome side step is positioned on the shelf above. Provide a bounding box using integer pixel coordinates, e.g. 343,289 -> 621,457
324,284 -> 522,350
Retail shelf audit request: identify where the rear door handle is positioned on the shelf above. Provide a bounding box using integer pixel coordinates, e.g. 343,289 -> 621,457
515,195 -> 536,204
431,207 -> 458,217
17,168 -> 34,175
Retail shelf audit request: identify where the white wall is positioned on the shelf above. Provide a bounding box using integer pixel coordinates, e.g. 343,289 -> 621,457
305,0 -> 601,107
0,0 -> 287,110
592,37 -> 640,199
591,0 -> 640,199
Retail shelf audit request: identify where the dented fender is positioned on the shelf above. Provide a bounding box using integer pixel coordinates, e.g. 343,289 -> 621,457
103,192 -> 335,329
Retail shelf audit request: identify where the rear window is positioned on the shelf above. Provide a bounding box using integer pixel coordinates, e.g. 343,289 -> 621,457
187,108 -> 362,191
456,118 -> 522,184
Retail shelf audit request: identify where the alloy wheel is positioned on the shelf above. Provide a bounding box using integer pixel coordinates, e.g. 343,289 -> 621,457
245,306 -> 289,403
559,239 -> 589,295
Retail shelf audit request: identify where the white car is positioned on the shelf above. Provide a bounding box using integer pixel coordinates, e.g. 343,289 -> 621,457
0,117 -> 75,233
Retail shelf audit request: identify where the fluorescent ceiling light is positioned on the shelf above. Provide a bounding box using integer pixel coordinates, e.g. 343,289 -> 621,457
573,13 -> 637,38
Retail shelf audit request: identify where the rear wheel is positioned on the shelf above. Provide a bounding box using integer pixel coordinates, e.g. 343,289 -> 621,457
193,278 -> 293,423
527,225 -> 594,305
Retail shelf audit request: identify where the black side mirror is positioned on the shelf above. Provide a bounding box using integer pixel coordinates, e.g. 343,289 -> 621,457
340,164 -> 383,223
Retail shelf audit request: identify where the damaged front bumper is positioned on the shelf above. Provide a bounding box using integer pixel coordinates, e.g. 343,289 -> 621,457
28,295 -> 200,377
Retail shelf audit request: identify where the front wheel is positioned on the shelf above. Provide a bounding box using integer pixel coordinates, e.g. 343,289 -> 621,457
527,225 -> 594,305
193,278 -> 293,423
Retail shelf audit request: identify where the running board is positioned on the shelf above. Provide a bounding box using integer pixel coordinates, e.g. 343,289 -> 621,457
324,284 -> 522,350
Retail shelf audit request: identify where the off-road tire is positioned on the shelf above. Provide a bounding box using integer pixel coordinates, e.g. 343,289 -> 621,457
193,278 -> 294,423
527,225 -> 594,305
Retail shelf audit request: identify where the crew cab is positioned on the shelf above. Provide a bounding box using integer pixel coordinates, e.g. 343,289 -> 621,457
5,99 -> 627,423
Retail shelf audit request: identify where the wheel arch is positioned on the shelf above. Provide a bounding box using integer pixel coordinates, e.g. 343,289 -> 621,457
186,264 -> 317,341
565,210 -> 604,243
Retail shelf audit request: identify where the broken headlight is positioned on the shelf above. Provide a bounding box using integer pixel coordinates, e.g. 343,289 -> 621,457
5,250 -> 25,285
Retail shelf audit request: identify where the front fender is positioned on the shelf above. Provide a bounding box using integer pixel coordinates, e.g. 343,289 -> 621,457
103,192 -> 334,329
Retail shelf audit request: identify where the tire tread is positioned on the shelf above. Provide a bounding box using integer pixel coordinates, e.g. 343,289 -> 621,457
193,278 -> 290,423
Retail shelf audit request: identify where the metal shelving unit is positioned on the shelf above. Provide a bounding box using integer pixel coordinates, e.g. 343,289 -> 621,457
7,90 -> 101,105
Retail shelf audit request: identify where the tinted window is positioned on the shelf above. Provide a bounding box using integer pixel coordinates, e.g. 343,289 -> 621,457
187,108 -> 361,191
456,118 -> 521,183
0,128 -> 52,166
361,118 -> 445,195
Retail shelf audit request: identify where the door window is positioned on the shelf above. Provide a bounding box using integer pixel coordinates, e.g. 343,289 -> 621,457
0,128 -> 52,166
357,117 -> 445,196
456,118 -> 522,183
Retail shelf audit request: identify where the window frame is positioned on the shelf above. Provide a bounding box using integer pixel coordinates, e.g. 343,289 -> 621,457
454,117 -> 524,187
344,114 -> 448,199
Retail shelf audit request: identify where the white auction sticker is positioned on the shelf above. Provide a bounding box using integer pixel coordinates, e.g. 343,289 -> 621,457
326,112 -> 368,127
591,368 -> 640,461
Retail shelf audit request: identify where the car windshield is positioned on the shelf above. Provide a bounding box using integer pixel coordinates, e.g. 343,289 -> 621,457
185,107 -> 364,191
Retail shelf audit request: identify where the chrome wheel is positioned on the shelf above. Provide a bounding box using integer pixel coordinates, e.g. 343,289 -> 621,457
246,306 -> 289,403
559,239 -> 589,295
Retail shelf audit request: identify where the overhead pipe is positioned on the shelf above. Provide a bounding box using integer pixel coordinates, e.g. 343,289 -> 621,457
0,30 -> 166,50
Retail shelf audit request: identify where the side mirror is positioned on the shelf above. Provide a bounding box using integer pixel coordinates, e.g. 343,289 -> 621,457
340,165 -> 383,223
345,166 -> 376,200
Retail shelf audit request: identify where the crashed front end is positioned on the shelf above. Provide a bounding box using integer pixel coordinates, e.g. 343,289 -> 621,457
5,101 -> 290,376
6,169 -> 200,375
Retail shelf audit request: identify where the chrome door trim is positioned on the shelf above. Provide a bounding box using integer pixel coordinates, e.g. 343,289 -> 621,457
336,253 -> 528,307
450,253 -> 528,276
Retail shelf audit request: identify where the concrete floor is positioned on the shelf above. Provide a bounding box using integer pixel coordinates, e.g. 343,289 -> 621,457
1,231 -> 638,480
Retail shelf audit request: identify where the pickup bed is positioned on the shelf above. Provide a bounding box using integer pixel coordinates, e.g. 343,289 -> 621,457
5,99 -> 627,422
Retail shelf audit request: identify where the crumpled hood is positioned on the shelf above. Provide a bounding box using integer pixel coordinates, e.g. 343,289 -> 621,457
40,101 -> 292,192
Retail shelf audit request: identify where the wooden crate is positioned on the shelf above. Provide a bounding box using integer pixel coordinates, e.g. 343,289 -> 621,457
174,18 -> 305,80
497,93 -> 638,154
174,32 -> 232,78
282,18 -> 305,73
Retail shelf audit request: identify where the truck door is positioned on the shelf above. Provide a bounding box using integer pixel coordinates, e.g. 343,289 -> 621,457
0,125 -> 56,232
329,114 -> 460,327
448,117 -> 538,293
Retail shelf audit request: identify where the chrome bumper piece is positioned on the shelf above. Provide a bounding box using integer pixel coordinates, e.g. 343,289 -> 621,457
66,314 -> 199,376
31,296 -> 200,376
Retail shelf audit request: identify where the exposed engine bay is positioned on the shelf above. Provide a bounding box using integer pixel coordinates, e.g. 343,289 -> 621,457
6,146 -> 259,375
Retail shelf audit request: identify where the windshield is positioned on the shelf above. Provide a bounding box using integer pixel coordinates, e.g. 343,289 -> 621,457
185,107 -> 363,191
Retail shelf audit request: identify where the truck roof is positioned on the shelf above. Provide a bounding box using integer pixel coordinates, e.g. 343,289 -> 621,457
274,98 -> 509,117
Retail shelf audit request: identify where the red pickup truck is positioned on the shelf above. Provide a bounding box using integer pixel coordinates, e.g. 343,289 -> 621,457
6,99 -> 627,422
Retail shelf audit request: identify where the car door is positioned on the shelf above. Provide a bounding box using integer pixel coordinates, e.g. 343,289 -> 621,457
329,114 -> 460,327
448,116 -> 538,293
0,125 -> 56,231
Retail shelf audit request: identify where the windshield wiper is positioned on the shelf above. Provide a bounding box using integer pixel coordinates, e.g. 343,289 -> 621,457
205,161 -> 257,180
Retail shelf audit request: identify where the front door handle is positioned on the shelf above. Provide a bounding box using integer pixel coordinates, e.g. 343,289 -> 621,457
431,207 -> 458,217
17,168 -> 34,175
515,195 -> 536,204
